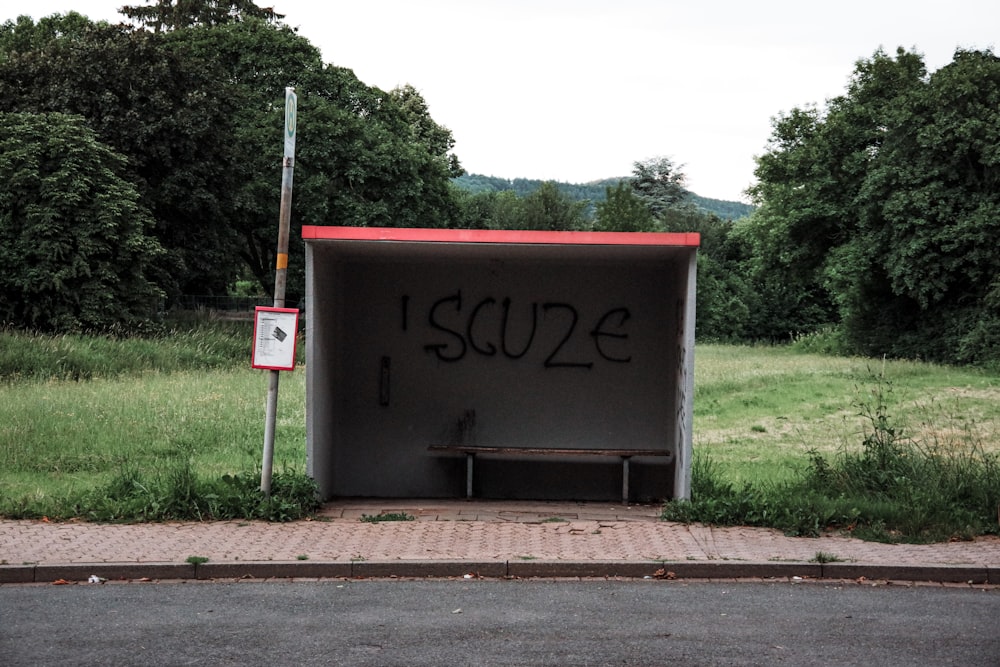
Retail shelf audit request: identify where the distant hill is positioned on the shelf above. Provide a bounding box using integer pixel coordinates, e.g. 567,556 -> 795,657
452,174 -> 755,220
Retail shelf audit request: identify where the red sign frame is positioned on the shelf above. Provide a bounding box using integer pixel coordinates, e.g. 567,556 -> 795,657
251,306 -> 300,371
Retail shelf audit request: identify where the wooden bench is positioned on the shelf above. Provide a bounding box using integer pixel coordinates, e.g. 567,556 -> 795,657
427,445 -> 674,504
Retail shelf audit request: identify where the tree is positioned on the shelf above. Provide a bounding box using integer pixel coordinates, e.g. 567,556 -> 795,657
388,84 -> 463,179
0,15 -> 243,298
1,15 -> 464,307
167,19 -> 463,301
593,181 -> 656,232
0,113 -> 163,331
519,181 -> 588,231
451,188 -> 523,230
0,12 -> 96,57
749,46 -> 1000,365
630,156 -> 691,218
452,181 -> 586,231
844,48 -> 1000,363
120,0 -> 283,32
745,48 -> 927,341
693,252 -> 753,341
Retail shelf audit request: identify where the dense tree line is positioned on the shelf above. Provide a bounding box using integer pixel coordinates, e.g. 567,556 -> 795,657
740,47 -> 1000,366
452,173 -> 755,221
450,157 -> 713,234
1,5 -> 997,369
0,2 -> 460,329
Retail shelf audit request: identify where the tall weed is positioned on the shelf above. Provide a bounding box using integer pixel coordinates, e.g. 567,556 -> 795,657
666,368 -> 1000,543
37,459 -> 321,523
0,319 -> 253,382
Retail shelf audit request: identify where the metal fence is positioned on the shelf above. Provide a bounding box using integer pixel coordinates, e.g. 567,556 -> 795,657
173,295 -> 274,312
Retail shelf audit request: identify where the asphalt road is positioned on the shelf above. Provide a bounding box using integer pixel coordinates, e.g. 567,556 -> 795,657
2,579 -> 997,666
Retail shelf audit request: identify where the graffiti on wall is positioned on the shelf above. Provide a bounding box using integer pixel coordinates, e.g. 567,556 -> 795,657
401,291 -> 633,369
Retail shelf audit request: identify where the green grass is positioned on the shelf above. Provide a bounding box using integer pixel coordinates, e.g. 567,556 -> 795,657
693,345 -> 1000,486
672,350 -> 1000,542
0,321 -> 312,521
1,327 -> 998,538
360,512 -> 415,523
810,551 -> 846,563
0,368 -> 305,502
0,320 -> 257,382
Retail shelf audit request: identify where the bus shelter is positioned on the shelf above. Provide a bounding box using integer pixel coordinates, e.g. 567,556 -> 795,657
302,226 -> 698,502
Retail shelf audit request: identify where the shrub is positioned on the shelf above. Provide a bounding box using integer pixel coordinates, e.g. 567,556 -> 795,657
664,370 -> 1000,543
17,460 -> 322,523
0,112 -> 163,332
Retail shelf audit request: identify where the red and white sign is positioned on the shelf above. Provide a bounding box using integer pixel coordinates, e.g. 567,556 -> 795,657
252,307 -> 300,371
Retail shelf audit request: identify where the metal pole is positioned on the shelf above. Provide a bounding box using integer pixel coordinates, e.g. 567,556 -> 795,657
261,371 -> 280,495
261,87 -> 297,495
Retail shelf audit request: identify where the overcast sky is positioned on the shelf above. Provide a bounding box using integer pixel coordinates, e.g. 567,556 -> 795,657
9,1 -> 1000,201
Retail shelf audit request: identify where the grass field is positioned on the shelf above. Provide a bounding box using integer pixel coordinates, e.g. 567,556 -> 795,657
1,328 -> 998,537
694,345 -> 1000,485
0,368 -> 306,503
0,323 -> 312,520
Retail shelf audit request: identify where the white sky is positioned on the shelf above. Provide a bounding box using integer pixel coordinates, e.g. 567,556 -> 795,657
8,1 -> 1000,202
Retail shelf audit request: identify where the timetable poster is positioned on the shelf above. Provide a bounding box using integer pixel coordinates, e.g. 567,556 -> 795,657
252,307 -> 300,371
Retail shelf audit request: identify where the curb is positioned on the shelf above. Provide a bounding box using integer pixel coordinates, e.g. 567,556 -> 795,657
3,561 -> 997,584
820,562 -> 992,585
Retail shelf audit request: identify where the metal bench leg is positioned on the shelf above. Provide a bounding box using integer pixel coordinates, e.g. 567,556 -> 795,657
466,453 -> 475,499
621,456 -> 631,504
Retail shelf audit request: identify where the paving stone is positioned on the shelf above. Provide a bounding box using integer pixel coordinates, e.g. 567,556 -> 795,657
2,500 -> 998,583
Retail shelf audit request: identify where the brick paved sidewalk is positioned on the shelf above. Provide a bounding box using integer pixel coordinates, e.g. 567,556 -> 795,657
2,499 -> 998,584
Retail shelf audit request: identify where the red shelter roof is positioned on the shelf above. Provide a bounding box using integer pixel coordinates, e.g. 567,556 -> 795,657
302,226 -> 700,247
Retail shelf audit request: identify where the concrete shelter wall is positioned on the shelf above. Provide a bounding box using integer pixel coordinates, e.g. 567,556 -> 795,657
305,236 -> 695,501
